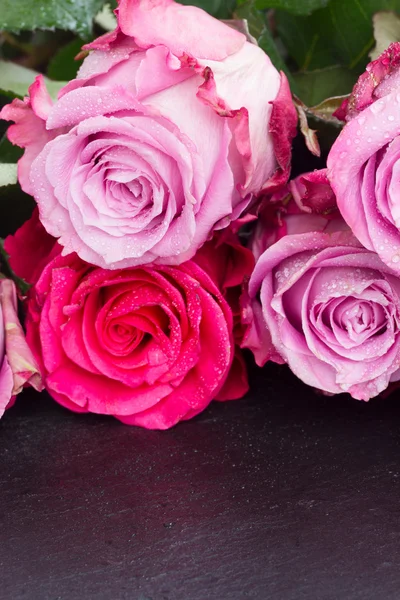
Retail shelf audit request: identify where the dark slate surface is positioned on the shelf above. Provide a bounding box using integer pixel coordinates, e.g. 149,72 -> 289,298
2,362 -> 400,600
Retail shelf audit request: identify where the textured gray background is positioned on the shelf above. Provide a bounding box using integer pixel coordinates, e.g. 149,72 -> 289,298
1,362 -> 400,600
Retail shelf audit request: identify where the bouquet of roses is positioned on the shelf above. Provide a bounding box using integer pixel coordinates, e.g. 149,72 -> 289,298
2,0 -> 400,428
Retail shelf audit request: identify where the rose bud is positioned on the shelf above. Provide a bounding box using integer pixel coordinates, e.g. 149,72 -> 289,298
334,42 -> 400,121
250,170 -> 338,262
0,0 -> 296,270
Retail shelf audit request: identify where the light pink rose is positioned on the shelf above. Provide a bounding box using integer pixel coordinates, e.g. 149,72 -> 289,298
0,0 -> 296,269
328,42 -> 400,272
5,211 -> 249,429
0,278 -> 42,418
243,211 -> 400,400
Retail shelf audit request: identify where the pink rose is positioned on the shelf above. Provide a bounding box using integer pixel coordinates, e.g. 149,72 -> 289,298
328,43 -> 400,272
0,278 -> 42,418
243,211 -> 400,400
0,0 -> 296,270
6,211 -> 248,429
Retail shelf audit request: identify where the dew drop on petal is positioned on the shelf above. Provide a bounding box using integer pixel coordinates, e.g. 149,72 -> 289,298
370,100 -> 385,114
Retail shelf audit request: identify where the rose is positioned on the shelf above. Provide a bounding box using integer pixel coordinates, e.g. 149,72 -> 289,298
289,169 -> 337,216
243,210 -> 400,400
328,43 -> 400,272
0,278 -> 42,418
14,237 -> 235,430
333,43 -> 400,121
0,0 -> 296,270
250,170 -> 338,262
6,211 -> 250,429
7,209 -> 253,407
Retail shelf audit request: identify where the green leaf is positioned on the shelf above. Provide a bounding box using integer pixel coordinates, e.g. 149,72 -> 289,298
318,0 -> 375,69
234,2 -> 269,38
275,10 -> 337,70
0,0 -> 105,38
0,185 -> 35,239
370,11 -> 400,60
254,0 -> 329,15
307,94 -> 348,121
293,66 -> 356,105
0,60 -> 67,100
0,136 -> 23,163
180,0 -> 237,18
180,0 -> 221,13
47,38 -> 84,81
0,164 -> 17,187
294,100 -> 321,156
0,240 -> 30,295
277,0 -> 400,73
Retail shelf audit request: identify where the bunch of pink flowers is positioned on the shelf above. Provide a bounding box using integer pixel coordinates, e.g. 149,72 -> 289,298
2,0 -> 400,428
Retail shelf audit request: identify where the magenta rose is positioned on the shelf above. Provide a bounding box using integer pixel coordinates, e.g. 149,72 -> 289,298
328,42 -> 400,272
0,0 -> 296,270
243,210 -> 400,400
5,211 -> 247,429
0,278 -> 42,418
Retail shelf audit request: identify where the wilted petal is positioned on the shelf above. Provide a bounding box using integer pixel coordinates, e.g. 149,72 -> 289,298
0,279 -> 43,395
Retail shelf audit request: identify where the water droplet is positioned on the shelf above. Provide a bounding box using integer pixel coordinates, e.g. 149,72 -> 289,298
370,100 -> 385,115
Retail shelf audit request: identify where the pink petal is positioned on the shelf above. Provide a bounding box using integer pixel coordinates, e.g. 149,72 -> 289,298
117,0 -> 245,60
0,76 -> 55,195
263,73 -> 298,194
0,357 -> 14,419
0,279 -> 43,395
